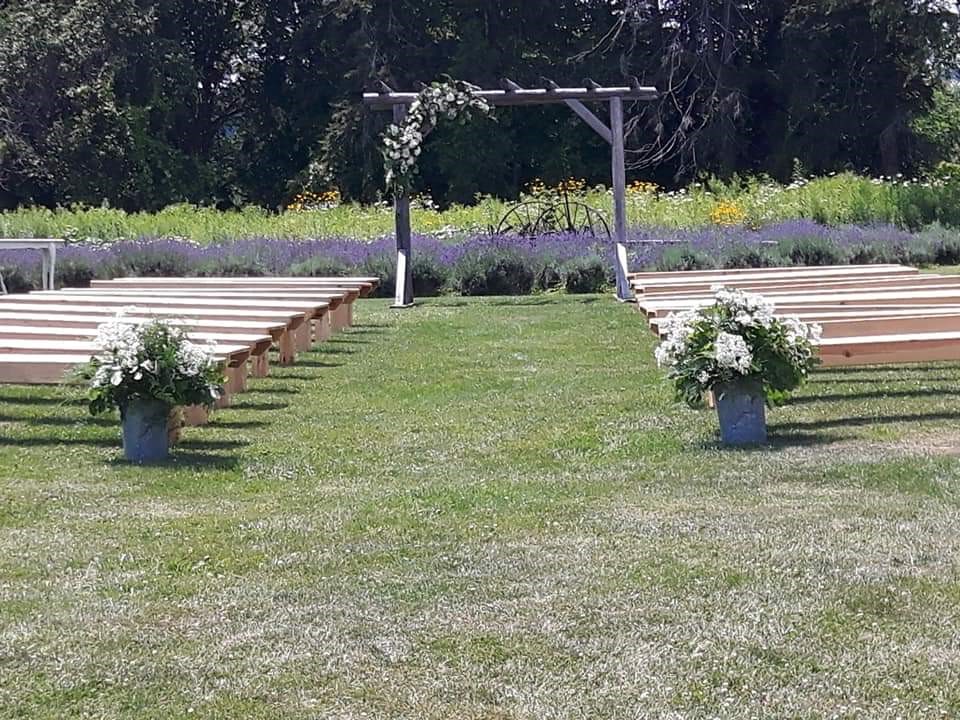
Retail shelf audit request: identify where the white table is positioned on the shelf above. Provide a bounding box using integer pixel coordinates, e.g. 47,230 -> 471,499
0,238 -> 65,291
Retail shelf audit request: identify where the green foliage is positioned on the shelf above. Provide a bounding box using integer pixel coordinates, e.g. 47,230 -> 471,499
2,172 -> 959,244
77,319 -> 224,415
721,244 -> 777,269
560,256 -> 611,294
290,256 -> 352,278
656,290 -> 820,408
451,249 -> 536,296
0,1 -> 958,210
777,237 -> 848,267
411,255 -> 449,297
915,87 -> 960,165
656,248 -> 715,272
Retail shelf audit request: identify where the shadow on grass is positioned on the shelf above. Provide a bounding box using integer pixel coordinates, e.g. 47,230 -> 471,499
773,410 -> 960,432
0,435 -> 119,448
486,295 -> 606,307
0,394 -> 87,408
421,299 -> 469,308
0,435 -> 250,451
23,415 -> 118,428
288,359 -> 344,369
223,401 -> 289,411
106,450 -> 242,471
267,371 -> 326,381
310,346 -> 355,355
209,419 -> 269,429
240,386 -> 300,396
810,366 -> 960,384
786,387 -> 958,405
698,431 -> 849,451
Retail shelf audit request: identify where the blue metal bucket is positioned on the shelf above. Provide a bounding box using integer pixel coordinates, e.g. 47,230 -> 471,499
715,380 -> 767,446
121,399 -> 171,463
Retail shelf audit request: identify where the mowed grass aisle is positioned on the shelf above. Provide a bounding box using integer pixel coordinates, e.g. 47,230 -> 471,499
2,296 -> 960,719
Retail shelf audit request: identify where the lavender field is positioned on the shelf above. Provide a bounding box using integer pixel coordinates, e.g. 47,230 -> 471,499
1,220 -> 959,296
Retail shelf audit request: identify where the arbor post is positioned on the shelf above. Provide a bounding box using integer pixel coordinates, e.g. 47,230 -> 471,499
392,103 -> 414,308
609,96 -> 632,301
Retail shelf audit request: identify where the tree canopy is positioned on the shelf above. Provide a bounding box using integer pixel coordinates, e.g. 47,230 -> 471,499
0,0 -> 957,211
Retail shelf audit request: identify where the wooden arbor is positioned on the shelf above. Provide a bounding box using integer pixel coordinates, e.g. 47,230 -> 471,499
363,79 -> 658,306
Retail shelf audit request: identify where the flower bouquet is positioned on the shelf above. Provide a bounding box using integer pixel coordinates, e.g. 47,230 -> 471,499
655,288 -> 821,444
78,313 -> 224,463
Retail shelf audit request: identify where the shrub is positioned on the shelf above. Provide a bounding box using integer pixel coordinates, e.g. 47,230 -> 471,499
195,257 -> 267,277
777,237 -> 848,266
656,247 -> 715,272
0,264 -> 33,293
113,244 -> 196,277
720,244 -> 777,269
923,224 -> 960,265
290,256 -> 351,278
359,253 -> 395,298
411,254 -> 449,296
561,255 -> 611,293
451,249 -> 536,296
57,258 -> 98,288
535,262 -> 563,291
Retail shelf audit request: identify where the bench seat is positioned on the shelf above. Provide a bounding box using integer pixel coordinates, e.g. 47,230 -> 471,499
91,276 -> 380,297
818,331 -> 960,366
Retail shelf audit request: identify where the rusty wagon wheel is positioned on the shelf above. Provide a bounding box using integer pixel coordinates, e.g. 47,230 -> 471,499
494,200 -> 557,236
536,199 -> 611,239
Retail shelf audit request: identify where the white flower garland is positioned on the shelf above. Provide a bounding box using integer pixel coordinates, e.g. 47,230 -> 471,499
382,80 -> 492,196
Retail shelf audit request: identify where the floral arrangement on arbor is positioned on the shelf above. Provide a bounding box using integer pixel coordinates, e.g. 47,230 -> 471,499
382,80 -> 492,196
655,288 -> 821,407
79,312 -> 224,416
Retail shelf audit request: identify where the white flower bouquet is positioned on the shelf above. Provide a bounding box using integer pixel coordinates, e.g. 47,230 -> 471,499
655,288 -> 821,407
79,313 -> 224,416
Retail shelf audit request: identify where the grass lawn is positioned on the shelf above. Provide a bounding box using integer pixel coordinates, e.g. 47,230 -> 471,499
2,295 -> 960,719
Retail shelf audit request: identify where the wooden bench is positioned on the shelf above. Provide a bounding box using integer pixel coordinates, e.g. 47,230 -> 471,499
86,278 -> 373,328
0,299 -> 311,363
0,310 -> 287,373
637,277 -> 960,303
0,324 -> 274,378
638,288 -> 960,318
0,353 -> 218,427
635,273 -> 959,298
27,290 -> 335,342
817,331 -> 960,366
91,275 -> 380,297
649,306 -> 960,338
637,265 -> 960,371
55,286 -> 358,335
0,338 -> 251,396
629,263 -> 912,281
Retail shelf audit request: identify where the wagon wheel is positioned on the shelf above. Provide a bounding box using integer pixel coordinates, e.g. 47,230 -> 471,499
495,200 -> 556,236
537,199 -> 611,239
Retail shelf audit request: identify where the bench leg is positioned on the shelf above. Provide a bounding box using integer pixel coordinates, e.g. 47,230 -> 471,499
223,366 -> 247,395
313,314 -> 332,343
278,331 -> 296,365
168,407 -> 184,445
251,352 -> 270,378
182,405 -> 210,426
330,304 -> 349,331
294,323 -> 312,352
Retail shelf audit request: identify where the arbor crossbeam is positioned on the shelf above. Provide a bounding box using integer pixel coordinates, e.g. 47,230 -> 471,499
363,80 -> 657,110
